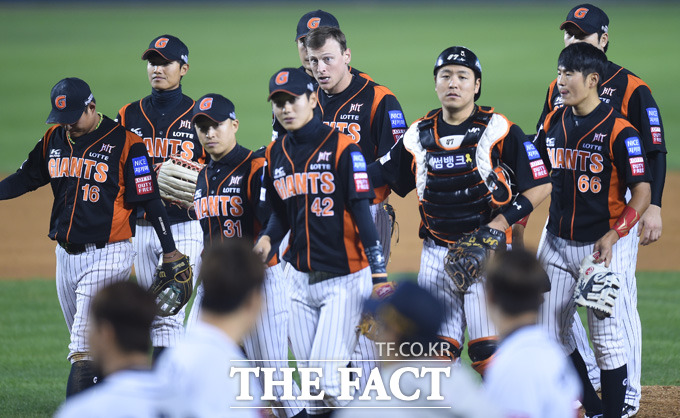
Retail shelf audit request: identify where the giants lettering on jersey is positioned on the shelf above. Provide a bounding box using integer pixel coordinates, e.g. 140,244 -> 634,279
272,172 -> 335,200
141,137 -> 196,160
546,148 -> 604,173
193,195 -> 244,220
47,157 -> 109,182
325,121 -> 361,143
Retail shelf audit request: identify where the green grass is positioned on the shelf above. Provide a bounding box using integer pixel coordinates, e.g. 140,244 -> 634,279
0,3 -> 678,173
1,272 -> 677,416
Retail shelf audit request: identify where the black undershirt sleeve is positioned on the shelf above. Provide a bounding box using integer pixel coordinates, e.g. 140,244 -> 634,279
348,198 -> 380,249
142,199 -> 177,254
647,151 -> 666,207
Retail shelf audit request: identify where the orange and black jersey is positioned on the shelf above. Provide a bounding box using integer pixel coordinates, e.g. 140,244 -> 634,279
0,116 -> 160,244
116,92 -> 207,223
316,73 -> 405,203
264,118 -> 375,275
271,66 -> 372,141
537,60 -> 666,205
535,103 -> 651,242
194,144 -> 268,246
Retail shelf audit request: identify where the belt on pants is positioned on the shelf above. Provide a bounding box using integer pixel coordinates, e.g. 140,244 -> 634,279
58,241 -> 107,255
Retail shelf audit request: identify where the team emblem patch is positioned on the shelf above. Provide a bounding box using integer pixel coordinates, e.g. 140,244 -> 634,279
55,95 -> 66,109
388,110 -> 406,128
351,152 -> 366,171
275,71 -> 289,85
307,17 -> 320,29
199,97 -> 213,111
135,175 -> 154,194
574,7 -> 589,18
625,137 -> 642,156
354,172 -> 370,192
132,156 -> 151,176
629,157 -> 645,176
155,37 -> 169,48
646,108 -> 660,125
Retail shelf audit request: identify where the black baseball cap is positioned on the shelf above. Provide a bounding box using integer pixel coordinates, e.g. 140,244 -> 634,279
142,35 -> 189,64
364,282 -> 444,346
295,10 -> 340,41
560,4 -> 609,35
268,68 -> 315,100
192,94 -> 236,123
46,77 -> 94,125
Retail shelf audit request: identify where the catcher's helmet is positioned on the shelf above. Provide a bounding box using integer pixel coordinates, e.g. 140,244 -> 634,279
434,46 -> 482,101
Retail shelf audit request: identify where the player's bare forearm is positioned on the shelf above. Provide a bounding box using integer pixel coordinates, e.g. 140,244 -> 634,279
628,182 -> 651,217
489,183 -> 551,233
523,183 -> 552,210
639,204 -> 662,245
253,236 -> 272,263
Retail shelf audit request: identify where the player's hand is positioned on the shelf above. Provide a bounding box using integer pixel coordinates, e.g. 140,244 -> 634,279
638,204 -> 662,246
253,236 -> 272,263
162,250 -> 192,283
593,230 -> 619,267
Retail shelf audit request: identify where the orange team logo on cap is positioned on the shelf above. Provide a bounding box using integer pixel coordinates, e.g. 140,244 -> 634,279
307,17 -> 321,30
275,71 -> 289,85
155,37 -> 169,48
574,8 -> 589,19
55,95 -> 66,109
199,97 -> 213,110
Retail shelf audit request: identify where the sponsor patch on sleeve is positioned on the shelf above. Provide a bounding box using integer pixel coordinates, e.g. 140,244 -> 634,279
354,172 -> 371,192
135,175 -> 154,194
523,142 -> 541,160
651,126 -> 662,144
388,110 -> 406,128
629,157 -> 645,176
351,151 -> 367,172
625,137 -> 642,156
646,108 -> 660,125
530,159 -> 548,179
392,128 -> 405,142
132,156 -> 150,176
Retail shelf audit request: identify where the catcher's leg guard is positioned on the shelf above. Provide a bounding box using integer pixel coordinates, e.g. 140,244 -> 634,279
468,337 -> 498,376
66,359 -> 99,398
437,336 -> 462,361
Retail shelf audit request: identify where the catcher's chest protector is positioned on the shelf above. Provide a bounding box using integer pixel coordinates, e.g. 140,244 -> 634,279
416,107 -> 502,242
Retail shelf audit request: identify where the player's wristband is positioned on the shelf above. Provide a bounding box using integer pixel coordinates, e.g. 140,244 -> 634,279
500,195 -> 533,226
515,214 -> 530,227
365,242 -> 387,284
612,206 -> 641,238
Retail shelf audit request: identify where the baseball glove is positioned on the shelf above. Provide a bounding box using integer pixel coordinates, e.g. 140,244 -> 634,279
358,282 -> 397,341
574,253 -> 621,319
149,254 -> 193,317
444,226 -> 506,292
156,155 -> 205,209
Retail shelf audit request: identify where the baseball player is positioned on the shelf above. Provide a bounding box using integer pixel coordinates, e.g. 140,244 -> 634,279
0,78 -> 187,396
156,240 -> 266,417
533,43 -> 651,418
116,34 -> 206,360
305,25 -> 404,387
484,249 -> 582,418
187,93 -> 305,417
254,68 -> 392,416
55,282 -> 172,417
370,46 -> 552,375
515,6 -> 668,415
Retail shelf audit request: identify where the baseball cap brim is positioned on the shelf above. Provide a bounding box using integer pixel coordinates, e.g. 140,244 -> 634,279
267,89 -> 306,101
46,107 -> 84,125
560,20 -> 594,34
141,49 -> 173,62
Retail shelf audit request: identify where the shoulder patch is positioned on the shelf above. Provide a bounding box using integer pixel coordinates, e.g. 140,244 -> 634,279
351,151 -> 367,172
646,108 -> 660,125
354,172 -> 370,192
523,142 -> 541,160
388,110 -> 406,128
625,137 -> 642,156
132,156 -> 150,176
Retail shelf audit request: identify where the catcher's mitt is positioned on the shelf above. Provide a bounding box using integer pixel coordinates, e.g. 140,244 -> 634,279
149,254 -> 193,317
358,282 -> 397,341
574,253 -> 620,319
156,155 -> 205,209
444,226 -> 506,292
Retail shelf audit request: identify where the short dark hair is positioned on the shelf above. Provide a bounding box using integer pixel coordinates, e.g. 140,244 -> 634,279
90,282 -> 156,353
200,240 -> 265,314
485,249 -> 550,316
558,42 -> 607,88
305,26 -> 347,52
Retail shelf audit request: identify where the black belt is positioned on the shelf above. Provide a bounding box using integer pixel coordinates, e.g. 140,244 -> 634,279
58,241 -> 107,255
